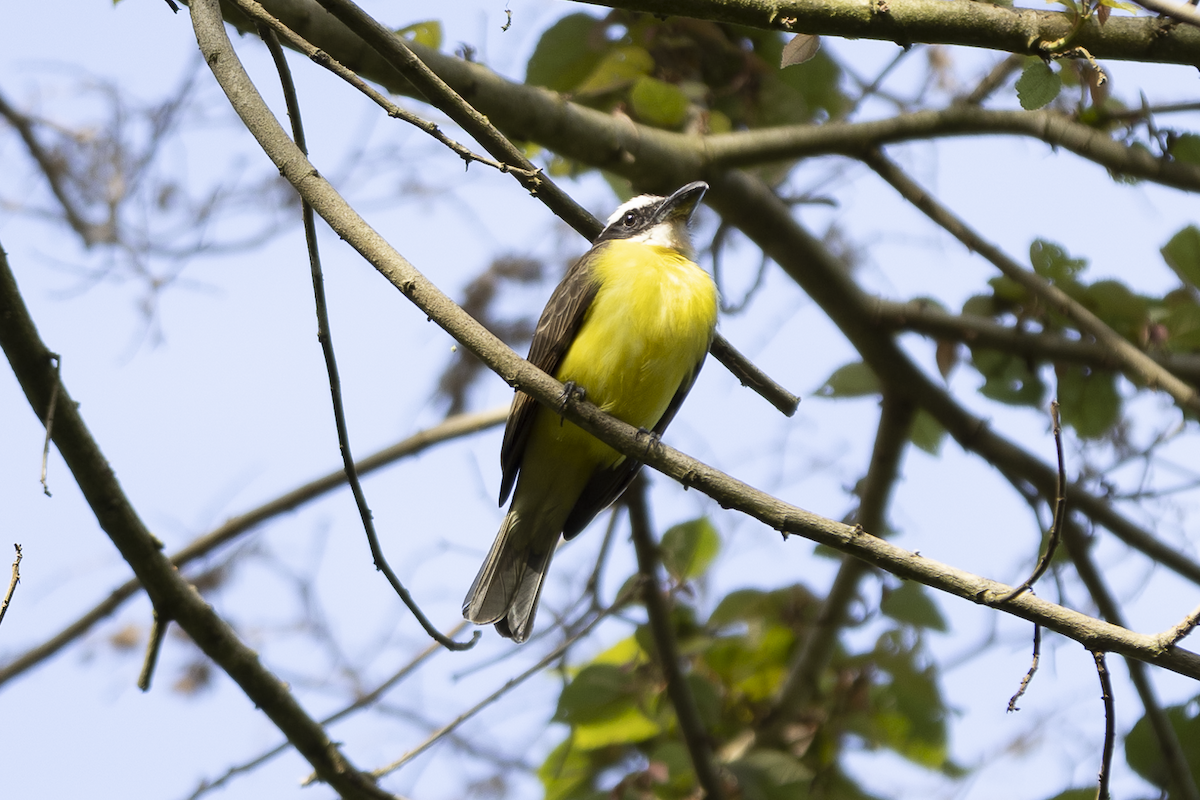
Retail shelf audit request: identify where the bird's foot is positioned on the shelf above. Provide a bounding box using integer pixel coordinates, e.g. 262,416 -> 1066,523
558,380 -> 586,411
635,427 -> 661,454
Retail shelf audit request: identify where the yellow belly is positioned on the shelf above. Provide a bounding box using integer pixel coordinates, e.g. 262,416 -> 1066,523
526,239 -> 719,473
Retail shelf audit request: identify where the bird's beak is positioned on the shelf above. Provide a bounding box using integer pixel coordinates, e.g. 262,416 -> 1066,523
653,181 -> 708,226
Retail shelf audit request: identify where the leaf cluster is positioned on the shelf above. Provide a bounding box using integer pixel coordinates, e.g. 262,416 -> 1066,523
540,519 -> 957,800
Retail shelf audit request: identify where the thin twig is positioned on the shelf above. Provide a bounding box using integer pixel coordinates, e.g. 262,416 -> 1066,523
709,336 -> 800,417
185,623 -> 466,800
1159,602 -> 1200,648
995,401 -> 1066,604
0,544 -> 22,629
1062,520 -> 1200,800
957,53 -> 1024,106
137,608 -> 169,692
39,353 -> 60,496
862,148 -> 1200,415
1007,624 -> 1041,712
627,478 -> 727,800
258,26 -> 474,652
230,0 -> 526,177
365,594 -> 634,781
0,407 -> 503,690
1091,650 -> 1115,800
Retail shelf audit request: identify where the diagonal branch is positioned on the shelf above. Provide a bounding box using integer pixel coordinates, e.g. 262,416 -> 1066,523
575,0 -> 1200,65
862,148 -> 1200,415
870,298 -> 1200,388
187,0 -> 1200,682
0,407 -> 504,690
627,478 -> 728,800
258,23 -> 474,651
0,243 -> 396,798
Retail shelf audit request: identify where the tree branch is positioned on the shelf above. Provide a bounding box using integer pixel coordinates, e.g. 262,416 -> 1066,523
702,106 -> 1200,194
627,478 -> 728,800
575,0 -> 1200,65
0,407 -> 504,690
869,297 -> 1200,387
1062,520 -> 1200,800
0,244 -> 396,796
0,544 -> 22,630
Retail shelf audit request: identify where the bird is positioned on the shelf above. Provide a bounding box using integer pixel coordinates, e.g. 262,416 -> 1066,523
462,181 -> 719,643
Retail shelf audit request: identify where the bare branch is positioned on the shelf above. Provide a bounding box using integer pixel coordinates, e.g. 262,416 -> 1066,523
136,609 -> 169,692
0,544 -> 22,630
572,0 -> 1200,65
1091,650 -> 1116,800
1,117 -> 398,800
1007,624 -> 1041,712
185,624 -> 466,800
627,479 -> 728,800
995,401 -> 1067,604
870,298 -> 1200,387
257,23 -> 474,652
0,406 -> 505,690
1062,521 -> 1200,800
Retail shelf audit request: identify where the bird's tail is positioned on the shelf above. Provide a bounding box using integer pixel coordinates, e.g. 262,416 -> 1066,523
462,510 -> 557,643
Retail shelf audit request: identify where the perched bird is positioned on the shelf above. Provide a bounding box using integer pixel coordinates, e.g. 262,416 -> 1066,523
463,181 -> 719,642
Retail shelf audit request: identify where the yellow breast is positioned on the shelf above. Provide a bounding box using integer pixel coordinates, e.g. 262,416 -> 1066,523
555,238 -> 718,442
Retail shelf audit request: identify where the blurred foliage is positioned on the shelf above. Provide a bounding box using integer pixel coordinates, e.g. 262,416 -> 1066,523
1125,694 -> 1200,796
525,11 -> 848,180
539,517 -> 956,799
954,232 -> 1200,437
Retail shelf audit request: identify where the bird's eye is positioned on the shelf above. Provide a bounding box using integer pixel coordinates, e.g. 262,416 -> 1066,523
622,212 -> 637,227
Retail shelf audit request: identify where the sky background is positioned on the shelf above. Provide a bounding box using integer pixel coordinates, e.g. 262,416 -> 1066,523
1,1 -> 1199,799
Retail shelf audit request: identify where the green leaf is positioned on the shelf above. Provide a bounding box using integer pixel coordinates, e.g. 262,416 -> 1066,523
538,738 -> 604,800
816,361 -> 881,398
973,350 -> 1047,407
880,582 -> 948,631
573,701 -> 661,749
525,13 -> 602,93
555,664 -> 635,724
661,517 -> 721,581
1170,133 -> 1200,166
1057,366 -> 1121,439
629,75 -> 691,129
397,20 -> 442,50
1162,225 -> 1200,290
1082,279 -> 1147,341
1125,698 -> 1200,790
1016,60 -> 1062,110
574,45 -> 654,96
1030,239 -> 1087,284
1164,300 -> 1200,351
728,749 -> 814,800
909,409 -> 946,456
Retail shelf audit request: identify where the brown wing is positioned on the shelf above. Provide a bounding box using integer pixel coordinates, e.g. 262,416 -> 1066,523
560,349 -> 710,540
498,251 -> 600,506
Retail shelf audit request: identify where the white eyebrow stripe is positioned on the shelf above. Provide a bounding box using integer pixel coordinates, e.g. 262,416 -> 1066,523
604,194 -> 661,227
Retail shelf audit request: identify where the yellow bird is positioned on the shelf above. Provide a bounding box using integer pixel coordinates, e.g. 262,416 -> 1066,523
463,181 -> 718,642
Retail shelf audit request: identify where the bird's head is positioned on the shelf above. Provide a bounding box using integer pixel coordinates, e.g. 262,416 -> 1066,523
595,181 -> 708,258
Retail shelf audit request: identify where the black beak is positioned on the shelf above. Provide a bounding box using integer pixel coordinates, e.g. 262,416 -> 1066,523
653,181 -> 708,226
